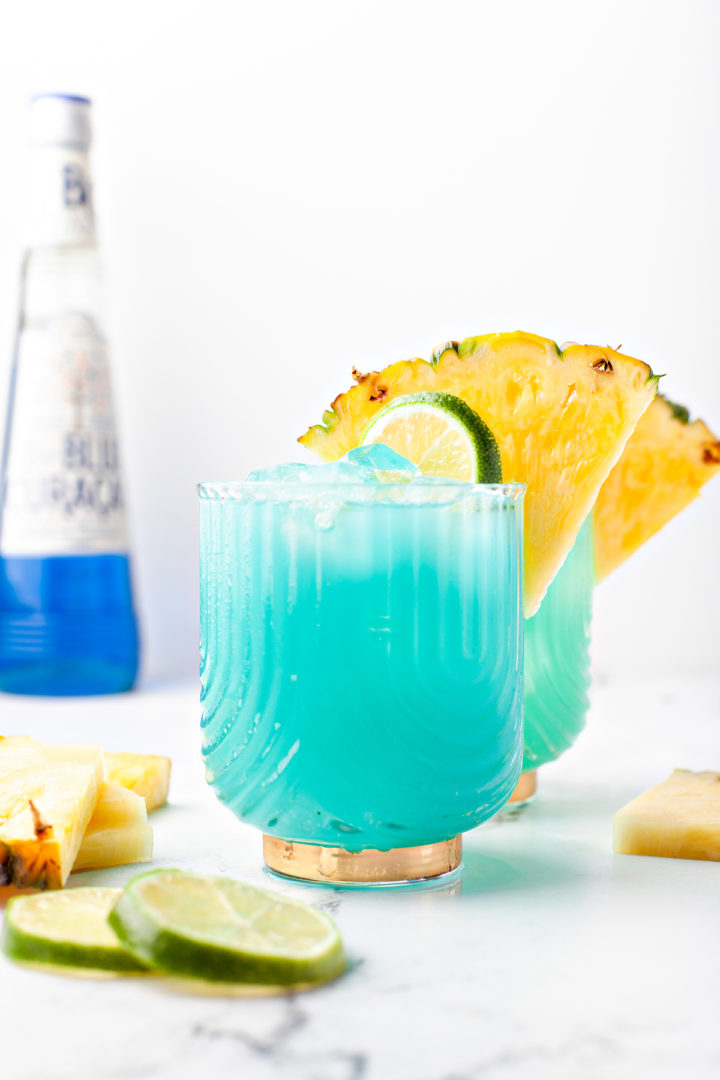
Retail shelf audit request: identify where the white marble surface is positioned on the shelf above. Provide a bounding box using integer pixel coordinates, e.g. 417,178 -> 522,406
1,675 -> 719,1080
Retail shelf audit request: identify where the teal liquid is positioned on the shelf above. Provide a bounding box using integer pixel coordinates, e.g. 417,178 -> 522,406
522,517 -> 594,770
200,482 -> 524,851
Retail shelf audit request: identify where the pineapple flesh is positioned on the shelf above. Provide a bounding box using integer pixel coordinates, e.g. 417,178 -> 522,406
613,769 -> 720,861
0,740 -> 105,889
1,738 -> 170,881
73,782 -> 151,872
300,332 -> 657,615
73,824 -> 154,873
85,781 -> 148,832
594,394 -> 720,580
105,752 -> 171,812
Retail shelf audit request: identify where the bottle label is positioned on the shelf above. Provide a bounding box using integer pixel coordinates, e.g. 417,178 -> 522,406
0,314 -> 129,556
26,147 -> 96,248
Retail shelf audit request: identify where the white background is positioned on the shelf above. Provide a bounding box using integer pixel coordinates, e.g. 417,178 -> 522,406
0,0 -> 718,683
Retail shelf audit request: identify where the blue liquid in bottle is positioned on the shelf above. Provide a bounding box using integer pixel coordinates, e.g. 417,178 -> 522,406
0,555 -> 138,695
0,95 -> 139,695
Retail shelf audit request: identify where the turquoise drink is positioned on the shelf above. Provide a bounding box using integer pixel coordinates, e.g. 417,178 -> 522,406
523,517 -> 594,770
504,517 -> 593,808
199,458 -> 525,885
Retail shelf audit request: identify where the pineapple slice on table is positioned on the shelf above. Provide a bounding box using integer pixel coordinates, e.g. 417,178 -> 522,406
85,781 -> 148,831
0,739 -> 105,889
0,738 -> 159,827
613,770 -> 720,861
105,752 -> 171,812
74,824 -> 153,873
0,738 -> 169,879
594,394 -> 720,580
1,737 -> 171,813
300,332 -> 658,615
73,782 -> 152,872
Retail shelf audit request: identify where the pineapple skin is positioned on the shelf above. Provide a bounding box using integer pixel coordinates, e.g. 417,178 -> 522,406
613,769 -> 720,861
594,395 -> 720,580
300,331 -> 657,615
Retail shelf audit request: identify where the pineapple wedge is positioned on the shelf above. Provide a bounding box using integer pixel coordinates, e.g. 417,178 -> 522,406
73,782 -> 150,872
74,824 -> 154,873
594,395 -> 720,580
613,769 -> 720,861
2,738 -> 171,813
105,752 -> 171,812
0,740 -> 105,889
85,782 -> 148,832
300,332 -> 657,615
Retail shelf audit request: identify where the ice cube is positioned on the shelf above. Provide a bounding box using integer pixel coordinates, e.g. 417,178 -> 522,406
344,444 -> 418,474
313,459 -> 375,482
247,444 -> 419,485
246,462 -> 315,482
247,459 -> 375,484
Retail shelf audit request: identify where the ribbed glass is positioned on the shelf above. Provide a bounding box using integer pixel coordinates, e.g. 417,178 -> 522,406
199,480 -> 525,851
522,516 -> 594,769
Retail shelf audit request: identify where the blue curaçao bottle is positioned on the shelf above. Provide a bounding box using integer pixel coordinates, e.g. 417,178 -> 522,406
0,94 -> 139,695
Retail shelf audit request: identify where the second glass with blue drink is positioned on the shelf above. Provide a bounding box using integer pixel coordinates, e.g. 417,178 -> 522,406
506,516 -> 594,807
199,451 -> 525,885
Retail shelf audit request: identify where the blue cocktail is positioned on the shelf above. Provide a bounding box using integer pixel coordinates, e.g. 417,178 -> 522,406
523,517 -> 594,767
199,456 -> 525,885
505,517 -> 594,808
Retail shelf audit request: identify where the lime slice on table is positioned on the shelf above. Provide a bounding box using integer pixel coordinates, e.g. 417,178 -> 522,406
108,869 -> 346,986
360,391 -> 502,482
3,887 -> 148,973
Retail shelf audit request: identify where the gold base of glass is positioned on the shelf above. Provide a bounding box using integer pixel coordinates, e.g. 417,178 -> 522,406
263,835 -> 462,886
506,769 -> 538,808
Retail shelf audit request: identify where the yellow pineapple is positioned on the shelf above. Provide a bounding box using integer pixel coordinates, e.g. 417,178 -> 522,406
613,769 -> 720,861
74,824 -> 154,873
0,739 -> 105,889
301,332 -> 657,614
84,781 -> 148,831
594,395 -> 720,579
105,752 -> 171,812
73,786 -> 152,876
73,781 -> 152,872
0,738 -> 169,880
1,738 -> 171,814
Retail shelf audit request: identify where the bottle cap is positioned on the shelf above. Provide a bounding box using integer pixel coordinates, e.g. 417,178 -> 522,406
29,93 -> 92,148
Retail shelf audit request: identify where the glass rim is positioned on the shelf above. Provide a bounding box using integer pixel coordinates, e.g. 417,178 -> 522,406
197,479 -> 526,502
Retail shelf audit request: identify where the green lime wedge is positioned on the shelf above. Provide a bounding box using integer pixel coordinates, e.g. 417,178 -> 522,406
3,887 -> 148,973
108,869 -> 346,986
360,391 -> 502,483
